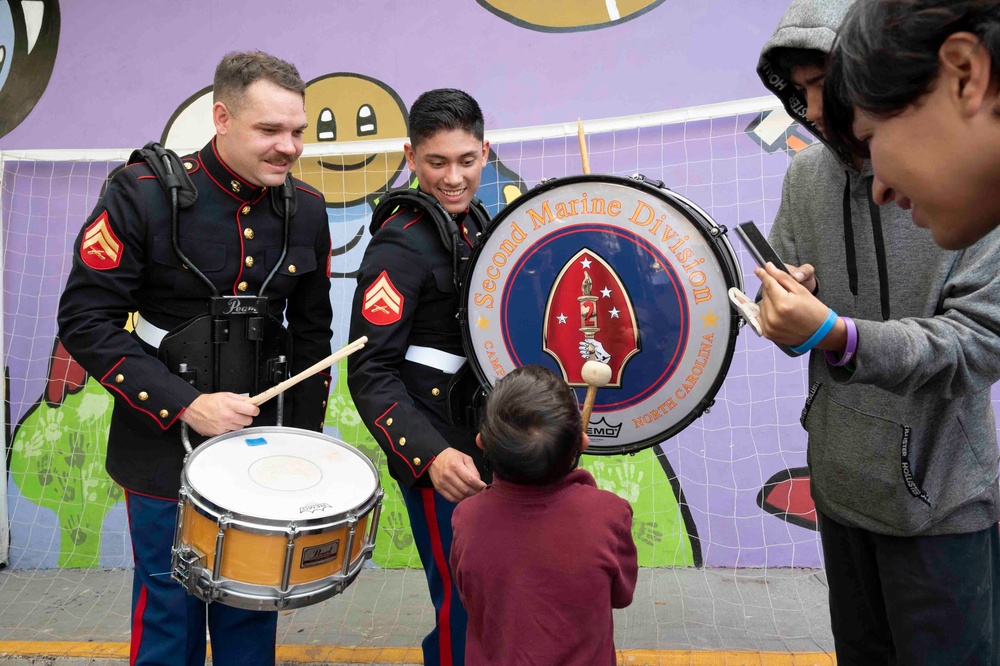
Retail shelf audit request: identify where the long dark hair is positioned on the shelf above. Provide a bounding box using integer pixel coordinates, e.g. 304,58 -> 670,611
825,0 -> 1000,151
479,365 -> 583,486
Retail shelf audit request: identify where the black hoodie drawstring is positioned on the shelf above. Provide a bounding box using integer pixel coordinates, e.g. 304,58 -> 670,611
841,172 -> 891,322
866,176 -> 891,321
842,175 -> 859,300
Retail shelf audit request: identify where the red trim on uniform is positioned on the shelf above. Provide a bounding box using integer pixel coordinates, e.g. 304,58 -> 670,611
211,137 -> 253,188
182,157 -> 201,175
421,489 -> 454,666
459,221 -> 474,248
200,157 -> 247,203
137,175 -> 157,180
374,403 -> 424,477
294,185 -> 322,198
124,492 -> 148,666
100,358 -> 181,430
125,487 -> 180,503
402,212 -> 425,230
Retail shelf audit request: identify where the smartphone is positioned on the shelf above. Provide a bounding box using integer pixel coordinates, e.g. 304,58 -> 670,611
735,221 -> 790,274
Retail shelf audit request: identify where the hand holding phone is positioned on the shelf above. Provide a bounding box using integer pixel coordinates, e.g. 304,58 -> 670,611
735,221 -> 790,274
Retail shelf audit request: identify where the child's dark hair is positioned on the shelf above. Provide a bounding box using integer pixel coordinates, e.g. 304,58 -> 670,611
479,365 -> 583,486
825,0 -> 1000,151
408,89 -> 484,149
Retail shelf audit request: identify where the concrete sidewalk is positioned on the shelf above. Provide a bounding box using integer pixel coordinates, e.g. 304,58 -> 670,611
0,566 -> 834,665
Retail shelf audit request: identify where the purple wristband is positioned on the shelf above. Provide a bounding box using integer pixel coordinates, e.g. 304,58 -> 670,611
825,316 -> 857,367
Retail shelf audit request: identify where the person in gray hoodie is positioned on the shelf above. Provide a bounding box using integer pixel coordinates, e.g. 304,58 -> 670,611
755,1 -> 1000,664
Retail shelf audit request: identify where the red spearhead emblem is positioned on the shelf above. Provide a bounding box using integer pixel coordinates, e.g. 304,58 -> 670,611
80,211 -> 123,271
362,270 -> 404,326
543,249 -> 640,387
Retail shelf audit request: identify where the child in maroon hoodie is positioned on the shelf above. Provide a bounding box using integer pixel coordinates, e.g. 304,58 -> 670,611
450,365 -> 638,665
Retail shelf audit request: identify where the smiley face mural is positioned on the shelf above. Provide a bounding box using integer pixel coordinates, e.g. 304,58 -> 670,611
0,0 -> 60,139
296,72 -> 409,208
477,0 -> 666,32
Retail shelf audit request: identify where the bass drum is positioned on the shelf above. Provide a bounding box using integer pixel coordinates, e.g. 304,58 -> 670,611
461,174 -> 743,454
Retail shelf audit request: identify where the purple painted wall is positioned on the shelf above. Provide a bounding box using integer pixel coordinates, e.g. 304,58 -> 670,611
0,0 -> 783,149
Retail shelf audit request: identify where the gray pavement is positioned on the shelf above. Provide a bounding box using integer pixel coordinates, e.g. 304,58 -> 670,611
0,566 -> 834,664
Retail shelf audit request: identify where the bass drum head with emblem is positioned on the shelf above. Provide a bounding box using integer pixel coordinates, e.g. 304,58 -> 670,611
462,175 -> 742,455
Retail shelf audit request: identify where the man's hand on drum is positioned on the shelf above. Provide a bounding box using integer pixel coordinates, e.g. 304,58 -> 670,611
429,447 -> 487,503
180,392 -> 260,437
754,262 -> 846,351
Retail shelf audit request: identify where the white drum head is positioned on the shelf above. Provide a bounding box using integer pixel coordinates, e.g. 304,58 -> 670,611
185,428 -> 377,521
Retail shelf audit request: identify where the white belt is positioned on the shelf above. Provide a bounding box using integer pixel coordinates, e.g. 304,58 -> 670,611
134,313 -> 169,349
404,345 -> 466,374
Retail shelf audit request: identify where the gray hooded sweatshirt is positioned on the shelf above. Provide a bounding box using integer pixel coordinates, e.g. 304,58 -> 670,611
757,0 -> 1000,536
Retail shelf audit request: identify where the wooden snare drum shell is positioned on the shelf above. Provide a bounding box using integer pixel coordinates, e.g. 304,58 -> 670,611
179,504 -> 371,587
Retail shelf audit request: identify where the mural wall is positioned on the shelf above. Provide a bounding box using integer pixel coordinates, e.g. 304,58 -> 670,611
0,0 -> 889,572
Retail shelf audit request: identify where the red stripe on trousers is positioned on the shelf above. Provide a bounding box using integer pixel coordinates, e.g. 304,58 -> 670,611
421,488 -> 453,666
130,585 -> 147,666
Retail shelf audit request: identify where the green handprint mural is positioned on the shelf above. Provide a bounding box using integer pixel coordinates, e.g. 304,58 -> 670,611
581,452 -> 697,566
10,375 -> 123,568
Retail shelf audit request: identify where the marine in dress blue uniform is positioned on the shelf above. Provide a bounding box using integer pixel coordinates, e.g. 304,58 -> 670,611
57,135 -> 332,665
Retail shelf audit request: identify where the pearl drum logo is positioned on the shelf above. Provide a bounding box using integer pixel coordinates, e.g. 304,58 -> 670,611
463,176 -> 740,454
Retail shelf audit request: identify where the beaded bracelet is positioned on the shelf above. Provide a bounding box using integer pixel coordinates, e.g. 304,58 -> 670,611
824,316 -> 857,367
790,308 -> 838,356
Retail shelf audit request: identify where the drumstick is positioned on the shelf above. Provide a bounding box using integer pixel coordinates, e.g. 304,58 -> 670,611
577,118 -> 591,175
248,336 -> 368,407
580,360 -> 611,432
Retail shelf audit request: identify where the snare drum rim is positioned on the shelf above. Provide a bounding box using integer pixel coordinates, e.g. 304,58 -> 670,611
180,427 -> 382,535
460,174 -> 742,455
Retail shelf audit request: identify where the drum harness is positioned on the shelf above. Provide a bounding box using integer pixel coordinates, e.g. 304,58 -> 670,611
129,142 -> 298,453
368,189 -> 492,431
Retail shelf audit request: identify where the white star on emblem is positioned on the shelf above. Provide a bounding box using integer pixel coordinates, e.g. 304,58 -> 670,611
557,314 -> 568,324
580,258 -> 592,269
609,308 -> 620,318
600,287 -> 612,298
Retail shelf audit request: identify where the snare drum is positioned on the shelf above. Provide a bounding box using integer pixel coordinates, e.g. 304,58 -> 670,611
171,427 -> 383,610
462,174 -> 743,454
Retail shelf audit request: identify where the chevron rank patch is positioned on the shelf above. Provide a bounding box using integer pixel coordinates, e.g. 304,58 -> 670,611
81,211 -> 123,271
362,270 -> 404,325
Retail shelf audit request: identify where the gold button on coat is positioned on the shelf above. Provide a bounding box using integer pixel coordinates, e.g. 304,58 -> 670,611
245,256 -> 254,267
243,228 -> 254,240
241,205 -> 251,215
413,457 -> 421,466
159,409 -> 169,418
386,417 -> 393,426
115,374 -> 124,384
399,437 -> 406,446
138,391 -> 149,401
288,265 -> 297,274
431,388 -> 440,396
237,281 -> 248,292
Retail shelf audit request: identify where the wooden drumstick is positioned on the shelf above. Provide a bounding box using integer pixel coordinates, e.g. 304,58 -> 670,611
580,360 -> 611,432
577,118 -> 591,175
248,336 -> 368,407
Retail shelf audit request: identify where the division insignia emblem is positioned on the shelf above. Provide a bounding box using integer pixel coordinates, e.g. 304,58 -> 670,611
543,248 -> 639,387
80,211 -> 123,271
362,270 -> 404,325
463,175 -> 740,454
